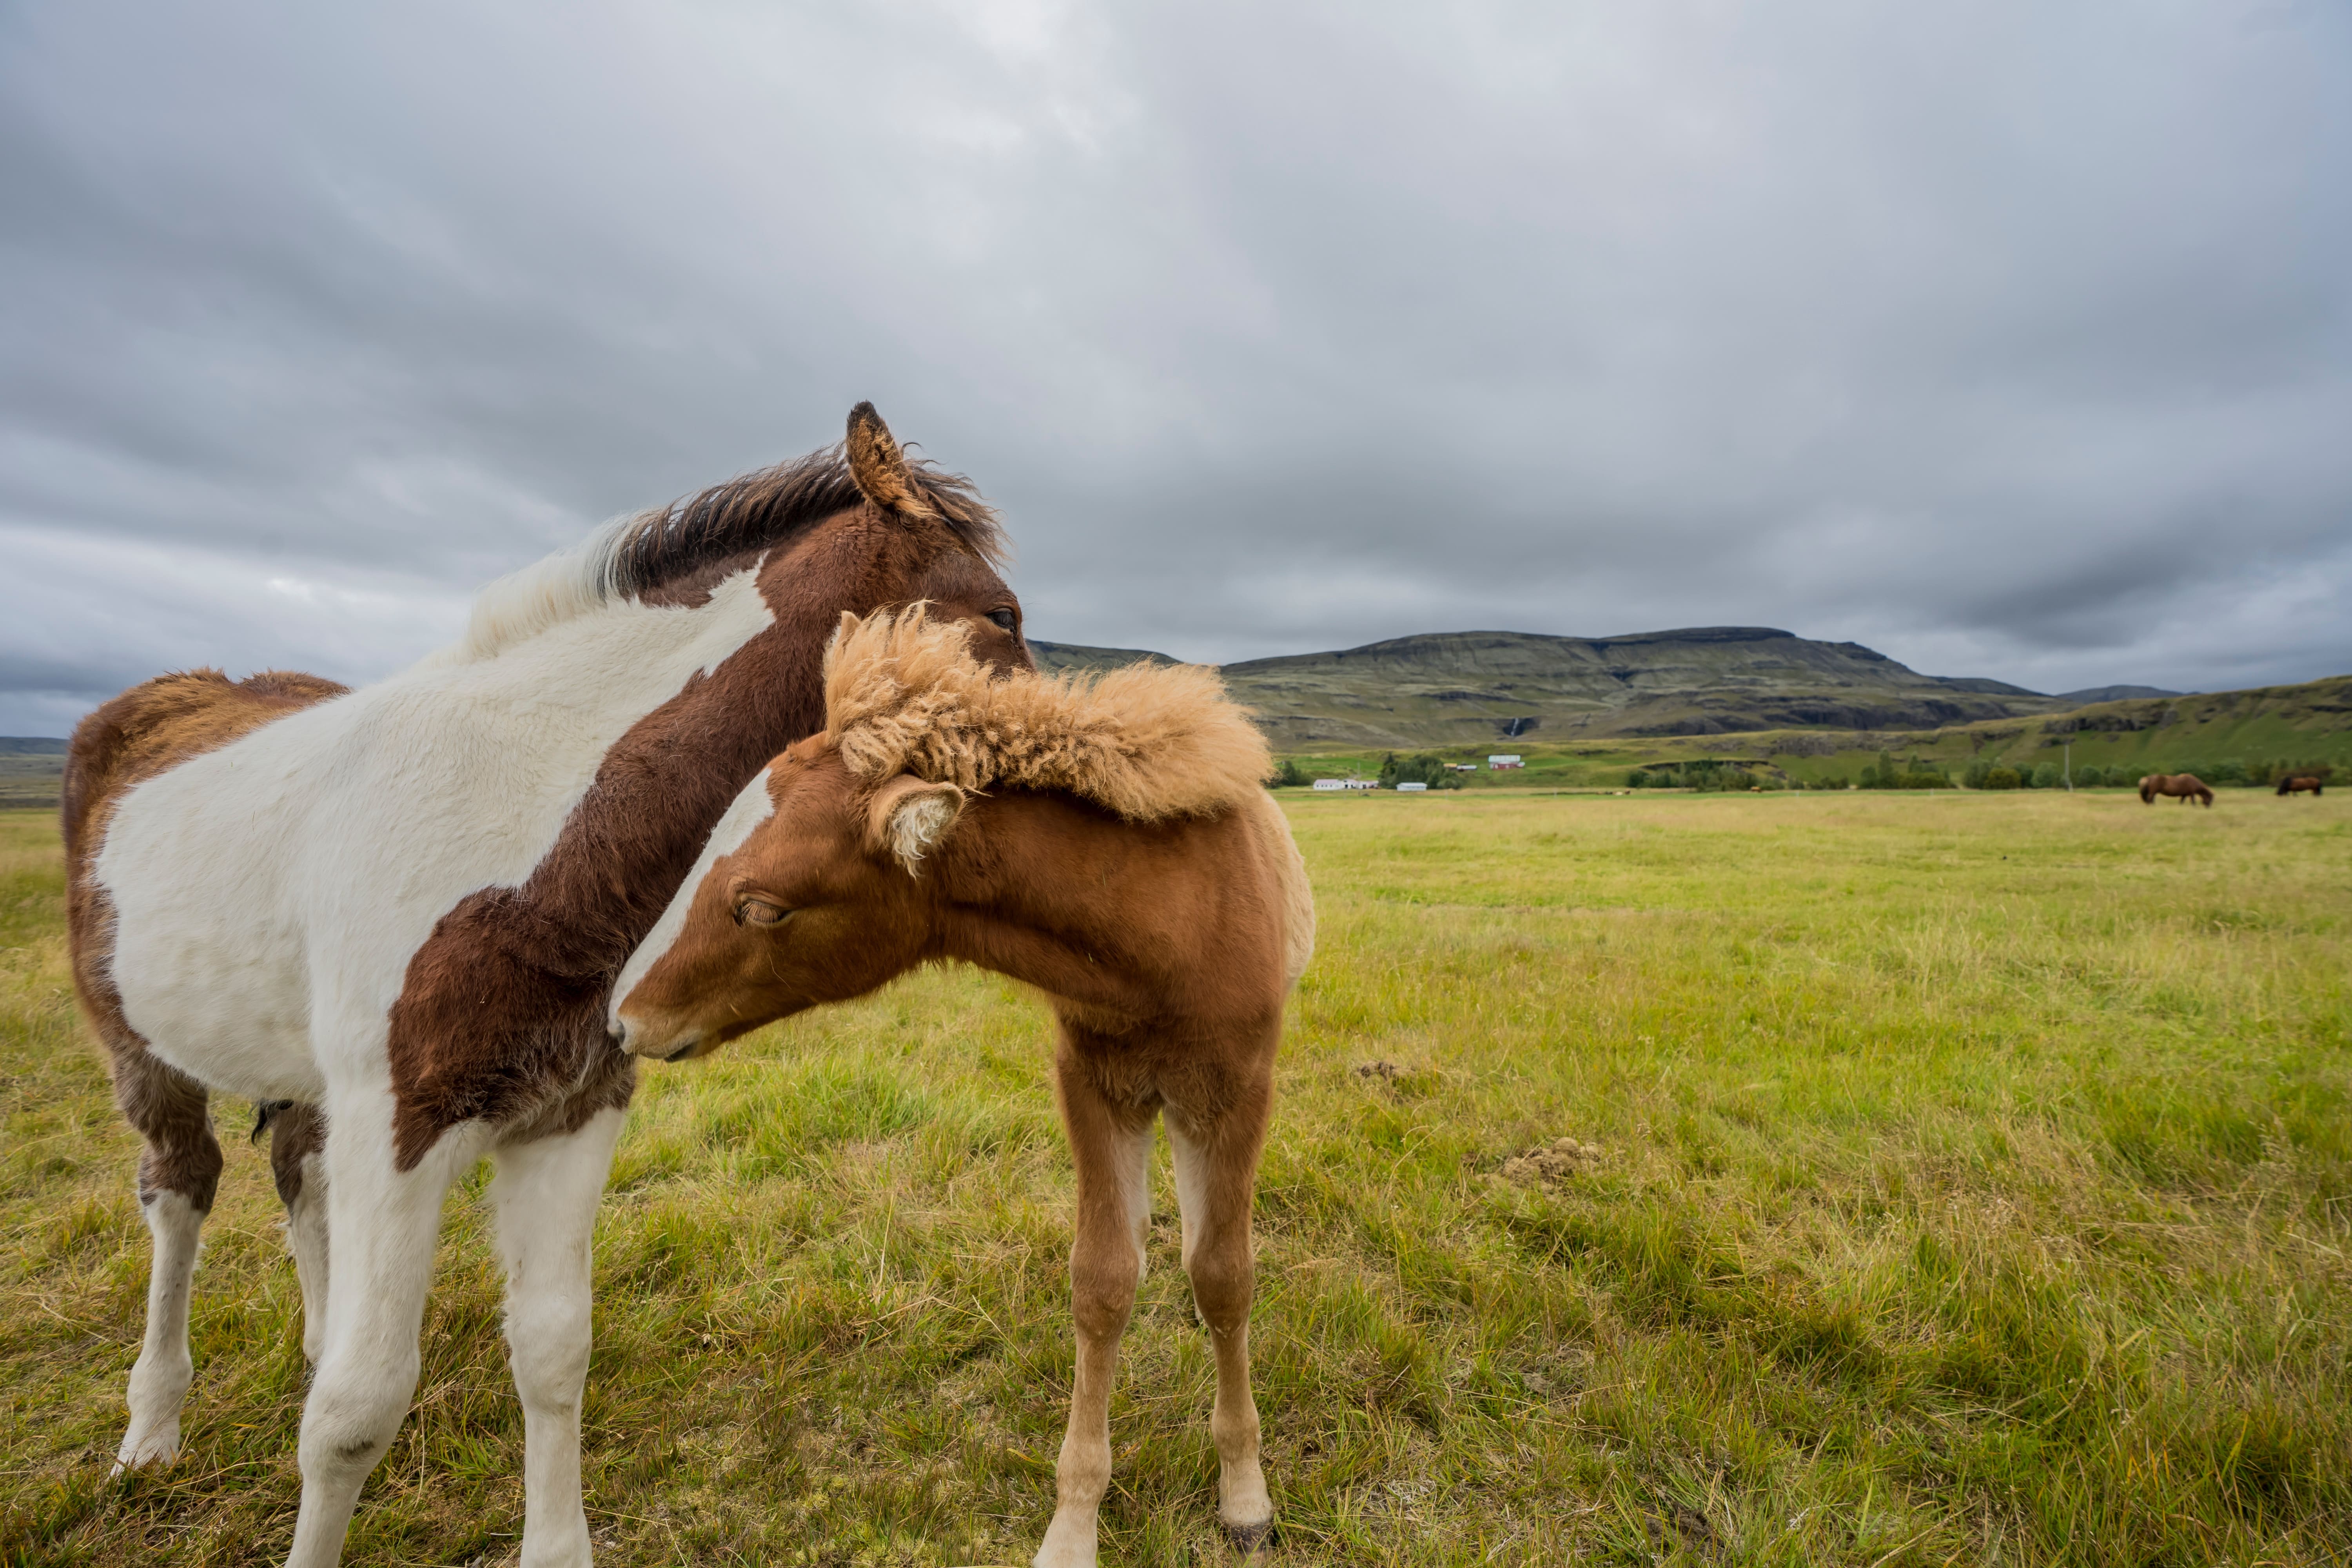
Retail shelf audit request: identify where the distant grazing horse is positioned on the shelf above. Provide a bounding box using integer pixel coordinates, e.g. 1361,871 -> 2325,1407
2277,774 -> 2325,797
64,407 -> 1025,1568
613,609 -> 1315,1567
2139,773 -> 2214,806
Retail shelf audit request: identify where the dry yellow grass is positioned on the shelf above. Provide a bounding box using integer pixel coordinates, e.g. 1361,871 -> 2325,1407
4,791 -> 2349,1564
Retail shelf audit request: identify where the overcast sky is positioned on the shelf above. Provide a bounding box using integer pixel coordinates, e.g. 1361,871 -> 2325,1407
4,1 -> 2348,734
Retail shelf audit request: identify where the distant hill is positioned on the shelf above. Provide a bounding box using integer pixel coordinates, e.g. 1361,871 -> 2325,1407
1204,627 -> 2076,749
0,737 -> 67,755
1026,640 -> 1178,676
2053,684 -> 2184,705
1017,627 -> 2214,748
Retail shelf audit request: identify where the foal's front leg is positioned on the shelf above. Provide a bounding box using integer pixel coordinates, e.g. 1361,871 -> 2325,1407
284,1101 -> 481,1568
1036,1059 -> 1154,1568
487,1108 -> 625,1568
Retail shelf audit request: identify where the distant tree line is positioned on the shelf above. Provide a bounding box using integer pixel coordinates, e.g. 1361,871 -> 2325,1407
1377,752 -> 1466,789
1961,758 -> 2337,790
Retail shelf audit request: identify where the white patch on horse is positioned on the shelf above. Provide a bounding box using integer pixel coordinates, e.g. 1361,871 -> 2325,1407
95,563 -> 775,1105
611,768 -> 775,1032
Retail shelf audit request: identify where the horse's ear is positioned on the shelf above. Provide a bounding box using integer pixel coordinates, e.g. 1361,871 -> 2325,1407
867,775 -> 965,873
846,403 -> 937,520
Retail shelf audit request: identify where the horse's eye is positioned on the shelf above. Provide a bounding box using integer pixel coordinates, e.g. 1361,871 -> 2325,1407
735,899 -> 791,927
985,607 -> 1017,632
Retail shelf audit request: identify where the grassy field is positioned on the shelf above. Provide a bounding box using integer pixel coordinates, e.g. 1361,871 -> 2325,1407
4,791 -> 2350,1566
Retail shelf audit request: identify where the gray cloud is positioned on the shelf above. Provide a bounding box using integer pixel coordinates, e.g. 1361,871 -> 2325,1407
4,0 -> 2348,732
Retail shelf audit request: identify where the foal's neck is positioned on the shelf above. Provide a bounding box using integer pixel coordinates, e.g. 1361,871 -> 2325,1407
928,793 -> 1217,1021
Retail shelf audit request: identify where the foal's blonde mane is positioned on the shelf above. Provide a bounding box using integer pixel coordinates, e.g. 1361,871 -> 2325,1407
823,608 -> 1272,821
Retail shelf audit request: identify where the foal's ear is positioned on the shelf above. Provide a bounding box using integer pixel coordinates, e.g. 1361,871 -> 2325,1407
868,776 -> 966,873
846,402 -> 936,520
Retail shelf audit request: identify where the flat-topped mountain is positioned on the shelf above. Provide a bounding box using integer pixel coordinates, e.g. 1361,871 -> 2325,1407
1028,627 -> 2160,749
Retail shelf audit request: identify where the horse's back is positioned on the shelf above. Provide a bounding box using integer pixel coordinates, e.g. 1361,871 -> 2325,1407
67,670 -> 351,1096
65,669 -> 349,865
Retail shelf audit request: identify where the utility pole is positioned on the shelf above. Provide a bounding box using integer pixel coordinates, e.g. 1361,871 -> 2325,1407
2064,738 -> 2073,791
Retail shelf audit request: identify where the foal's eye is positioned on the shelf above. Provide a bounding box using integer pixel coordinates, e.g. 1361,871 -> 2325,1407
735,899 -> 791,927
985,607 -> 1017,632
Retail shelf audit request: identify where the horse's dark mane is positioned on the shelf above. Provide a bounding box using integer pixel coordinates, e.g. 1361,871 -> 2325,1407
611,443 -> 1006,595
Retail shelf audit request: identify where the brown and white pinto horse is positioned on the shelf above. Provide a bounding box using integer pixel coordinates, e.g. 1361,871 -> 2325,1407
612,609 -> 1314,1568
2139,772 -> 2214,806
2277,773 -> 2325,797
63,407 -> 1027,1567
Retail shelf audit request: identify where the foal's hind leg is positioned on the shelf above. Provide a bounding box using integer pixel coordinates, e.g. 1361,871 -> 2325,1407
263,1102 -> 332,1363
1036,1052 -> 1155,1568
110,1050 -> 225,1471
1167,1076 -> 1276,1555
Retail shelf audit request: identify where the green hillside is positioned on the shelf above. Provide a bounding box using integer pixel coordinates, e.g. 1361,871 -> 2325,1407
1271,675 -> 2352,793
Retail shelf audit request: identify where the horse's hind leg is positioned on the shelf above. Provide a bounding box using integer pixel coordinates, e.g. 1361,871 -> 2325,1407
110,1049 -> 224,1471
1167,1072 -> 1276,1556
262,1102 -> 331,1363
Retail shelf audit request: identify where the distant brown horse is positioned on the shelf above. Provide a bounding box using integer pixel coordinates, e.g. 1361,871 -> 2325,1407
2277,774 -> 2325,797
614,608 -> 1314,1566
2140,773 -> 2214,807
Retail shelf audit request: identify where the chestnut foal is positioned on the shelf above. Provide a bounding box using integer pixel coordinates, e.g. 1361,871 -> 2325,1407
612,609 -> 1313,1565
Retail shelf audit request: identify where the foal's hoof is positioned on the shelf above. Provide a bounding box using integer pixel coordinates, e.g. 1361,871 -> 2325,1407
111,1424 -> 182,1476
1222,1519 -> 1273,1556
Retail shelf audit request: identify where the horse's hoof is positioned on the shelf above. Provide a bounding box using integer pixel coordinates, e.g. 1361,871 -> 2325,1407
1223,1519 -> 1274,1556
112,1426 -> 181,1475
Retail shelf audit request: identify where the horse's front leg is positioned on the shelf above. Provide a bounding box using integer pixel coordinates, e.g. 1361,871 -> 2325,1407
486,1107 -> 625,1568
1167,1068 -> 1276,1556
285,1095 -> 481,1568
1036,1053 -> 1154,1568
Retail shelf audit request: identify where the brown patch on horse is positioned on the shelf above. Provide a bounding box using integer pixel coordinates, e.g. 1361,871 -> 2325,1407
824,607 -> 1272,824
256,1100 -> 326,1206
383,420 -> 1029,1170
65,669 -> 349,1208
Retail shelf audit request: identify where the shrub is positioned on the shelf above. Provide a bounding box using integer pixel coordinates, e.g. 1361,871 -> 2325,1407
2031,762 -> 2064,789
1269,758 -> 1308,788
1982,767 -> 2022,790
1379,751 -> 1465,789
1964,760 -> 1993,789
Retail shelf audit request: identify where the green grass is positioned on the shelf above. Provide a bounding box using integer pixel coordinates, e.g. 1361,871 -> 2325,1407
5,792 -> 2351,1565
